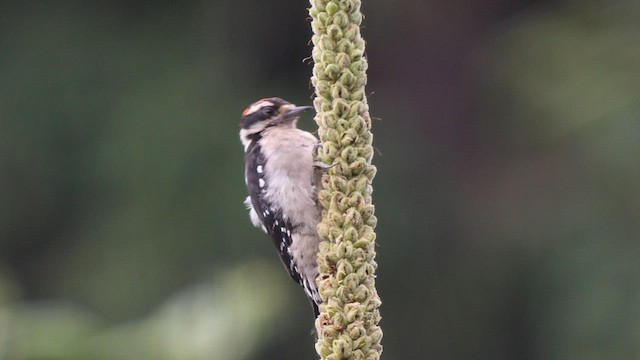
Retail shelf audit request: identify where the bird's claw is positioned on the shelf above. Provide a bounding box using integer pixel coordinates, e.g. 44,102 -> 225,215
314,161 -> 336,171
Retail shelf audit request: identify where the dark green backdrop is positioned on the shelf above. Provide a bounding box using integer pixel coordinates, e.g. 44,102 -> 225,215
1,0 -> 639,359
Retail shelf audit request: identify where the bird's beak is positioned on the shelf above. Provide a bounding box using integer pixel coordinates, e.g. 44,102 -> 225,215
283,105 -> 313,120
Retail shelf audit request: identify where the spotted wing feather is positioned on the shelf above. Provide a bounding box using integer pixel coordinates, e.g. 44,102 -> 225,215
244,140 -> 303,285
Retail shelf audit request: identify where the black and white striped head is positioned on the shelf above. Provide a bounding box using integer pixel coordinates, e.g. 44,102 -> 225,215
239,97 -> 312,148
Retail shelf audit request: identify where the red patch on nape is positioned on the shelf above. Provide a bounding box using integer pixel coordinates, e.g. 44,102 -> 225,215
241,98 -> 273,117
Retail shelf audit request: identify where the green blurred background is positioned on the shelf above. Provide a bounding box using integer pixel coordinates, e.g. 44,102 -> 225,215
1,0 -> 639,359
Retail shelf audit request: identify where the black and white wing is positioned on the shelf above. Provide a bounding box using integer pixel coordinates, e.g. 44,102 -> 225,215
244,140 -> 303,286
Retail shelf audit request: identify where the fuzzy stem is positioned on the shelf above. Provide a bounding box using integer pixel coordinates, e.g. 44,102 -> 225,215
309,0 -> 382,359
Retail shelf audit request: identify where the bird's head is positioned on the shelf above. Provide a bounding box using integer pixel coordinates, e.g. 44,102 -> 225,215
239,98 -> 312,141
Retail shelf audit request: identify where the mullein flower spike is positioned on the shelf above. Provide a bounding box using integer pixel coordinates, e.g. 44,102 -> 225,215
310,0 -> 383,358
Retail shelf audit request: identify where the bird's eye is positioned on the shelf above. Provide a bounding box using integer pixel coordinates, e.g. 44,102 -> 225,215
263,107 -> 276,116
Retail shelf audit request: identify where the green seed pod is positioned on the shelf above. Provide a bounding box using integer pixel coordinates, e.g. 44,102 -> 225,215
310,0 -> 381,358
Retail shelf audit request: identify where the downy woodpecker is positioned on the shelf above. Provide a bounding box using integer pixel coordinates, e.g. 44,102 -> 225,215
239,97 -> 324,317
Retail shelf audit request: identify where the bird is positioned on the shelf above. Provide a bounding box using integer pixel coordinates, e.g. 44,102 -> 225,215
239,97 -> 326,317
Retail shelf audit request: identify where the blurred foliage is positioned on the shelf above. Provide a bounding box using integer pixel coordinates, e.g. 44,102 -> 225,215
1,0 -> 639,359
1,261 -> 290,359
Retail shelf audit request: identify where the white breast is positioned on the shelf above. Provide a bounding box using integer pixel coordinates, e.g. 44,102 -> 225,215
259,127 -> 320,234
